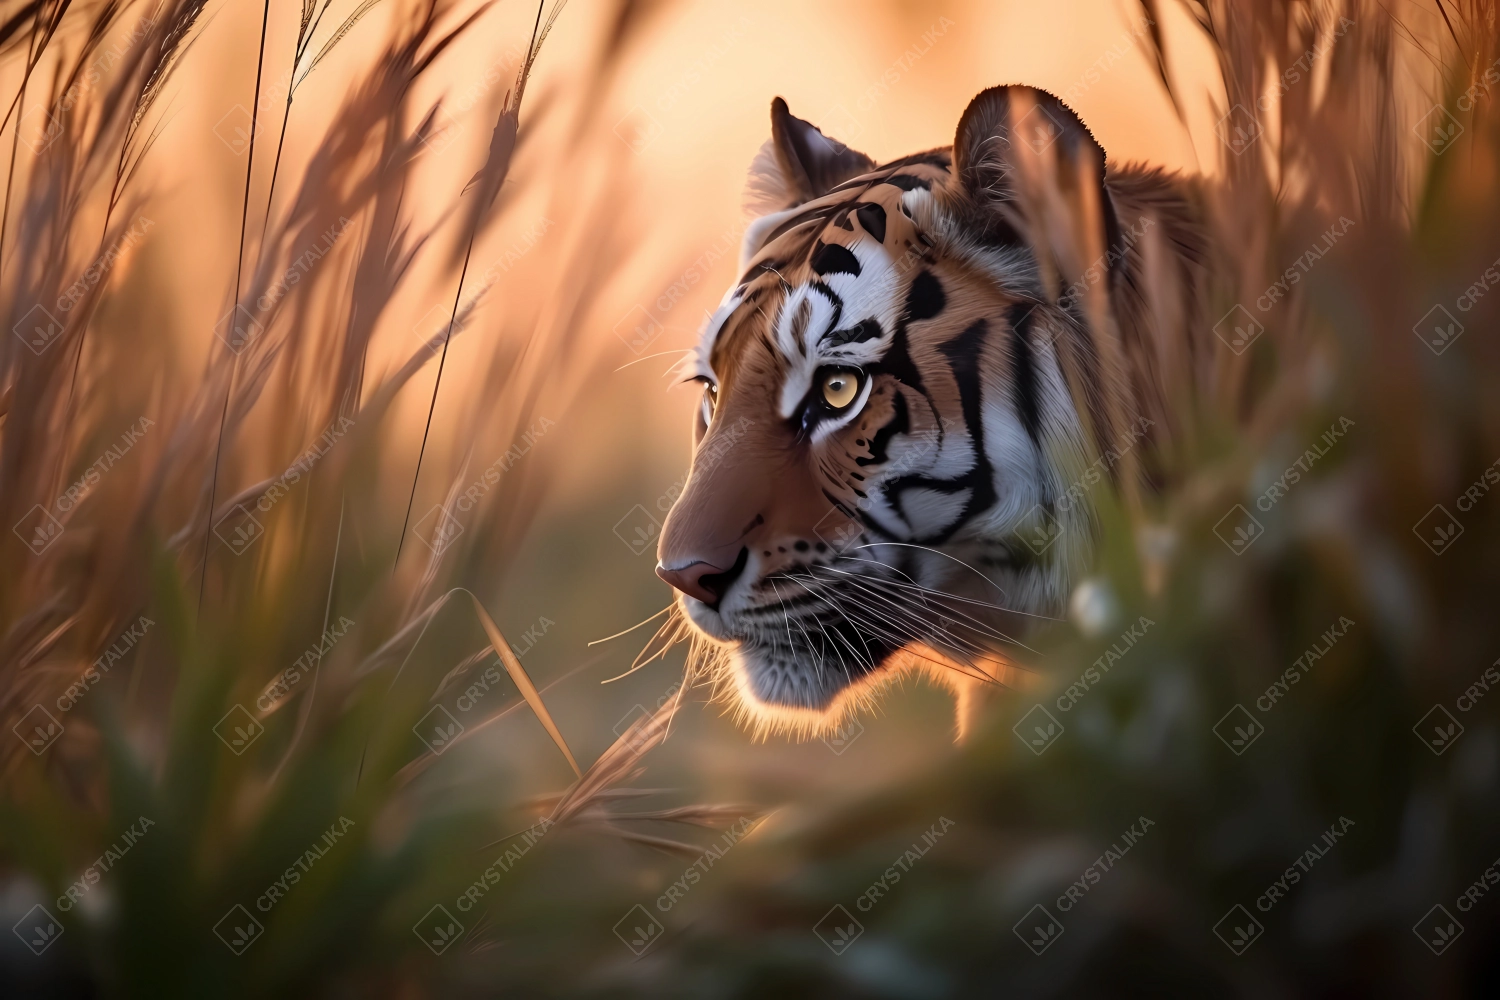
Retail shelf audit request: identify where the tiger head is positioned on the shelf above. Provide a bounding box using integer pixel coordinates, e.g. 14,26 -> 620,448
655,86 -> 1202,734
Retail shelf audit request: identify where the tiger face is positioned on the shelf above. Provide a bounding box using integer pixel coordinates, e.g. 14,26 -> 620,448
656,86 -> 1202,731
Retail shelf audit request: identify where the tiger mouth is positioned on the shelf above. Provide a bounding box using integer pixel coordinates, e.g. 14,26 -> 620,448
677,561 -> 918,711
730,618 -> 902,711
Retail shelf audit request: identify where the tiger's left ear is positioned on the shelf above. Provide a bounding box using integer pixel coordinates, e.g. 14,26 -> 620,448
952,85 -> 1107,199
950,85 -> 1120,286
743,98 -> 875,216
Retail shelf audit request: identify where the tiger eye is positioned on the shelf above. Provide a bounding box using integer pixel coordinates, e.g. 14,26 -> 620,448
822,370 -> 859,409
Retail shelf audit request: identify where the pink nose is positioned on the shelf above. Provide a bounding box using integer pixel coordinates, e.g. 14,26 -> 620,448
656,552 -> 745,607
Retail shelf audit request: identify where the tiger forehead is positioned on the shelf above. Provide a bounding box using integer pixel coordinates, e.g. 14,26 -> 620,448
748,162 -> 949,281
707,162 -> 949,374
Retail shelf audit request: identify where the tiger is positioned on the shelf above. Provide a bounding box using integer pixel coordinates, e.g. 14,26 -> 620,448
654,86 -> 1209,739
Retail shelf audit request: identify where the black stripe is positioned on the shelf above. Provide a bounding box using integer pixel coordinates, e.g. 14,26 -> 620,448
867,318 -> 1000,545
811,241 -> 861,277
867,274 -> 943,454
940,318 -> 992,448
821,488 -> 857,518
906,269 -> 946,321
759,206 -> 838,248
1005,304 -> 1042,444
823,318 -> 883,348
857,392 -> 908,467
855,202 -> 887,243
938,317 -> 999,527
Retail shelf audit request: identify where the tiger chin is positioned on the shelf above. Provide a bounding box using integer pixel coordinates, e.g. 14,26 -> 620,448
654,86 -> 1208,741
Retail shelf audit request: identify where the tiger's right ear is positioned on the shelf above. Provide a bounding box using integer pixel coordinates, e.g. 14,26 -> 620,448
743,98 -> 875,216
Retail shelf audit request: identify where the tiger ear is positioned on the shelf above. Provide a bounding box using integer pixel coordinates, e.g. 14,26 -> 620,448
744,97 -> 875,215
952,85 -> 1106,202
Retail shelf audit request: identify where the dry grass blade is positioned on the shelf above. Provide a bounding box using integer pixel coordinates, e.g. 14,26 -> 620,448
546,702 -> 676,827
293,0 -> 390,90
469,591 -> 581,778
131,0 -> 210,134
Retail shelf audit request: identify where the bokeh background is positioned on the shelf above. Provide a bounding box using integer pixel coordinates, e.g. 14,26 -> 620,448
2,0 -> 1498,996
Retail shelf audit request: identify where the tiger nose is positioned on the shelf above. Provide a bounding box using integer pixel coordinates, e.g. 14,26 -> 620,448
656,548 -> 749,608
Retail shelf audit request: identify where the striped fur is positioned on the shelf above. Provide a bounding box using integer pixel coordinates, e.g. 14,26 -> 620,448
656,87 -> 1209,735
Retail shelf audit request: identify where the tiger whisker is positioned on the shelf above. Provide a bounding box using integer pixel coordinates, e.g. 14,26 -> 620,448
612,348 -> 694,372
768,578 -> 834,687
812,563 -> 1036,651
836,554 -> 1033,615
851,541 -> 1011,600
591,603 -> 674,648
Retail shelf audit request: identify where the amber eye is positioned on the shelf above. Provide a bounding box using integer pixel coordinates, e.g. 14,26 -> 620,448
820,368 -> 861,409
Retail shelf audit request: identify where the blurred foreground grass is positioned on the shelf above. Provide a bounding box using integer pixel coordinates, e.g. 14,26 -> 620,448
3,1 -> 1500,998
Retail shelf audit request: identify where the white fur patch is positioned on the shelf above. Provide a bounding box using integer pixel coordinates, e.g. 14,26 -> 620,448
770,239 -> 900,420
742,138 -> 794,218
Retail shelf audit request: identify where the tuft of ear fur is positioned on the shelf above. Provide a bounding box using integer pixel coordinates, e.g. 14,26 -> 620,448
742,138 -> 796,217
743,97 -> 875,216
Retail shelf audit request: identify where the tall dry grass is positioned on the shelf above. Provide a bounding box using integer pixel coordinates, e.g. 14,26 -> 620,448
0,0 -> 753,994
1,0 -> 1498,996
